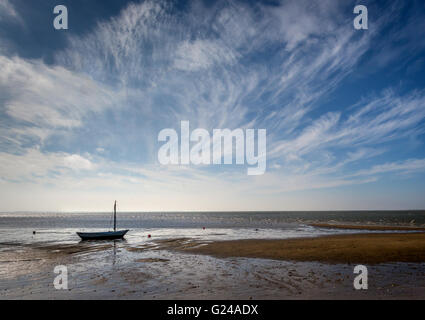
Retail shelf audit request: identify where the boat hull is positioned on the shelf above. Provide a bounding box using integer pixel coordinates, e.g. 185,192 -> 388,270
77,230 -> 129,240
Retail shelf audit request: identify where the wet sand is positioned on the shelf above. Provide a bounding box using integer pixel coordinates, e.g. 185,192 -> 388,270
1,231 -> 425,299
176,233 -> 425,264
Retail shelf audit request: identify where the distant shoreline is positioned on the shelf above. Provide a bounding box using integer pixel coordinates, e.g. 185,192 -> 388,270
309,223 -> 425,231
1,209 -> 425,214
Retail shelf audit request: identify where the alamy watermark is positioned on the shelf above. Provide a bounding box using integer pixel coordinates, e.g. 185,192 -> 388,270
354,5 -> 368,30
353,265 -> 368,290
53,265 -> 68,290
158,121 -> 267,175
53,4 -> 368,31
53,5 -> 68,30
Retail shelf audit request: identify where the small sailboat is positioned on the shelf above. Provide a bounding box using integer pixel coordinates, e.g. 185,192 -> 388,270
77,201 -> 129,240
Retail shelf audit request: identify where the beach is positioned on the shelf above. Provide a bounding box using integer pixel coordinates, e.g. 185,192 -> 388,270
176,232 -> 425,263
1,211 -> 425,299
1,234 -> 425,300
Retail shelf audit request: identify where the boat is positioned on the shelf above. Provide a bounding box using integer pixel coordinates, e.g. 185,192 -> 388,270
77,201 -> 129,240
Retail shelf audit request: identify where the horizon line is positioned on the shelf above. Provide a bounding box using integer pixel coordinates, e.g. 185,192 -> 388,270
2,209 -> 425,214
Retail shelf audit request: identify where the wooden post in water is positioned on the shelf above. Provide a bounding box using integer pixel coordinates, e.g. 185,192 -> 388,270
114,200 -> 117,231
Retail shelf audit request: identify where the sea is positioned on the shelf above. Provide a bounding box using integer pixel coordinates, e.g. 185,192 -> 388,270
1,210 -> 424,246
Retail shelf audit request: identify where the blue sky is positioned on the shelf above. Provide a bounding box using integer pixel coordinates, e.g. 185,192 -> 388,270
0,0 -> 425,211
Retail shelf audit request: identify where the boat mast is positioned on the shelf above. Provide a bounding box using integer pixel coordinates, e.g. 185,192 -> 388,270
114,200 -> 117,231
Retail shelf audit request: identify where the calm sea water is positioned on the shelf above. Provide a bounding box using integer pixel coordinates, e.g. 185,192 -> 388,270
1,211 -> 424,246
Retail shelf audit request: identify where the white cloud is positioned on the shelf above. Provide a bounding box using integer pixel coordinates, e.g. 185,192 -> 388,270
173,39 -> 238,71
269,89 -> 425,164
0,148 -> 95,183
0,0 -> 19,21
63,154 -> 96,171
263,0 -> 344,50
0,56 -> 119,128
348,158 -> 425,178
0,56 -> 126,151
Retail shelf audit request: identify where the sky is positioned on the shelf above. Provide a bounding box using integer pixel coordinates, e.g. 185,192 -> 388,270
0,0 -> 425,212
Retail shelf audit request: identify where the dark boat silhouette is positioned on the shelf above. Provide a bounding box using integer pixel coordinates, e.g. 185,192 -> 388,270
77,201 -> 129,240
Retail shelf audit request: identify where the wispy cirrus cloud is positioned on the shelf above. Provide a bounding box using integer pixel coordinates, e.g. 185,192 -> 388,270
269,89 -> 425,162
0,55 -> 125,152
0,0 -> 425,210
346,158 -> 425,178
54,0 -> 377,136
0,0 -> 19,21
